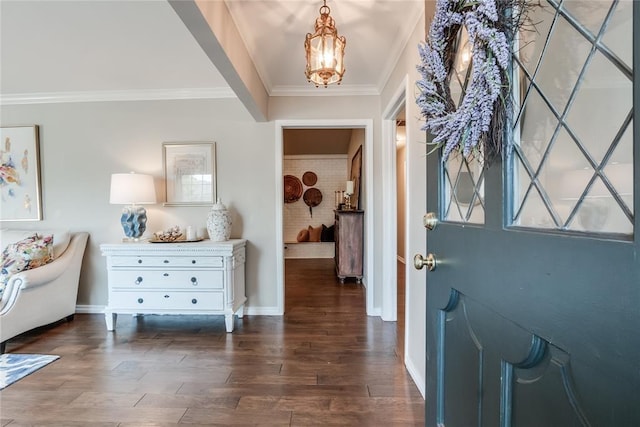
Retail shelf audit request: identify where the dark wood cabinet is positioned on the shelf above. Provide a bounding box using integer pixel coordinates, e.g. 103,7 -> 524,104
334,210 -> 364,283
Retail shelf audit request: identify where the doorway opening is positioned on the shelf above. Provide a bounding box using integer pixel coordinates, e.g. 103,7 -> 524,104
275,120 -> 374,315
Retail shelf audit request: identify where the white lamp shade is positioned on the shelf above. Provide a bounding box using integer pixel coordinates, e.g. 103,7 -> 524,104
346,180 -> 354,195
110,173 -> 156,205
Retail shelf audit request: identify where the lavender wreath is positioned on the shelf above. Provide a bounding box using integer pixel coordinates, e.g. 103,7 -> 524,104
416,0 -> 525,162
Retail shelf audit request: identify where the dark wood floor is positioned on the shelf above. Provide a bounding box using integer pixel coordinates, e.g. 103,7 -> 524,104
0,258 -> 424,426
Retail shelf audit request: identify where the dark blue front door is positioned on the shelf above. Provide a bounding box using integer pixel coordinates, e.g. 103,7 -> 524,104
423,1 -> 638,425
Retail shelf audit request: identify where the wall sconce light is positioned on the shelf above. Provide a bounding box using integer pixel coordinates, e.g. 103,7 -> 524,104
304,0 -> 346,87
109,172 -> 156,240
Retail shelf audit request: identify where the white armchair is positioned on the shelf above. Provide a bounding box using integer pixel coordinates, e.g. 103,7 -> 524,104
0,230 -> 88,353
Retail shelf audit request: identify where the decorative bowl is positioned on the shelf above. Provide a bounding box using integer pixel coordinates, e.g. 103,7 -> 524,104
152,226 -> 183,242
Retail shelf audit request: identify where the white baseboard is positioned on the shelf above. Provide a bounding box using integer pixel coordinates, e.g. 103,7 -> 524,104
404,354 -> 425,399
75,305 -> 105,314
244,307 -> 282,316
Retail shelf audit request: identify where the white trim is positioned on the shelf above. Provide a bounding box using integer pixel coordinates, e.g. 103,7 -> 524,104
284,154 -> 348,160
75,305 -> 105,314
0,88 -> 236,105
380,76 -> 409,322
244,307 -> 281,316
270,84 -> 379,97
405,351 -> 426,399
275,119 -> 375,316
275,126 -> 286,315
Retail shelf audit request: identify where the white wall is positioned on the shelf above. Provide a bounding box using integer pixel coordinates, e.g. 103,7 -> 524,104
380,10 -> 427,396
0,98 -> 278,312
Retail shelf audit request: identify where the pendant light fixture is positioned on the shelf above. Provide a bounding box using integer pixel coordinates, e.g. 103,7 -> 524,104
304,0 -> 346,87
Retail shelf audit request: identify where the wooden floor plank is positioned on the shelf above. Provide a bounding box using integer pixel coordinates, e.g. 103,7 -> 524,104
0,258 -> 424,425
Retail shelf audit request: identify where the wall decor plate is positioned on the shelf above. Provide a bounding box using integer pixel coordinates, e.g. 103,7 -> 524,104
284,175 -> 303,203
303,187 -> 322,217
302,171 -> 318,186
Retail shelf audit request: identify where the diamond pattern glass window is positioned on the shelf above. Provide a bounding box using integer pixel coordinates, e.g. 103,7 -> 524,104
510,0 -> 633,235
442,26 -> 485,224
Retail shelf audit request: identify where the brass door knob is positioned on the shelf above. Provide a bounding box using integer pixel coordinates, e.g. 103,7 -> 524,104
414,253 -> 437,271
423,212 -> 438,230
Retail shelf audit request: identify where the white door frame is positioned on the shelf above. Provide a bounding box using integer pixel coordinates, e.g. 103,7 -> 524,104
381,76 -> 409,322
275,119 -> 375,315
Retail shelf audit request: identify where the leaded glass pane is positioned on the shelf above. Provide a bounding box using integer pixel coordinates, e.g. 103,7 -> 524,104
510,0 -> 633,236
533,13 -> 591,115
515,84 -> 558,172
565,50 -> 632,164
562,0 -> 611,38
443,155 -> 485,224
601,0 -> 632,70
517,4 -> 554,77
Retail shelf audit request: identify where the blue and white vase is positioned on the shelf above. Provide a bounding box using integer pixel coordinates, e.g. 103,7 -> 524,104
207,198 -> 232,241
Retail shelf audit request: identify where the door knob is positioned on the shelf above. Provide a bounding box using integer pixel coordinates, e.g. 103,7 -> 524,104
414,253 -> 437,271
423,212 -> 438,230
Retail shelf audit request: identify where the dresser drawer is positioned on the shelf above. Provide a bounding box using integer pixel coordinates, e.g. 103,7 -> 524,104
110,256 -> 223,268
109,291 -> 224,311
109,270 -> 223,290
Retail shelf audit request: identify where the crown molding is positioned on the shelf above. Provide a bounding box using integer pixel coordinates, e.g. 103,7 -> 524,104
0,87 -> 236,105
269,84 -> 380,97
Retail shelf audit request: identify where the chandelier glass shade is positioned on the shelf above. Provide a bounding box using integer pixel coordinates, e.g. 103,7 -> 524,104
304,0 -> 346,87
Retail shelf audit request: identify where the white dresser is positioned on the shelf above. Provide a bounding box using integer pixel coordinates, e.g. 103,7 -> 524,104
100,239 -> 246,333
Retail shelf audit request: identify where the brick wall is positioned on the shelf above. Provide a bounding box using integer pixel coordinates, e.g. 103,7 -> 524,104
284,155 -> 348,257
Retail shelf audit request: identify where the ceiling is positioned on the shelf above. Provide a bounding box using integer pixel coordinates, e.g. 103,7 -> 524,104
284,128 -> 354,155
0,0 -> 425,100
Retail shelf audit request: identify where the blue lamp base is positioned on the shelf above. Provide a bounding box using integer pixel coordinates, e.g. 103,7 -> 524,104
120,205 -> 148,239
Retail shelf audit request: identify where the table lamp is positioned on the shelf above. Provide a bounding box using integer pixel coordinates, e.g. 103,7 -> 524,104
109,172 -> 156,240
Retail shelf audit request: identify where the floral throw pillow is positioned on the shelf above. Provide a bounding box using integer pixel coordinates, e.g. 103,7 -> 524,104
0,233 -> 54,297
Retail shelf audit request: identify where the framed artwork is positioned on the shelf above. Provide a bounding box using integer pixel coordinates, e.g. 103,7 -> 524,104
0,125 -> 42,221
163,142 -> 216,206
350,145 -> 362,210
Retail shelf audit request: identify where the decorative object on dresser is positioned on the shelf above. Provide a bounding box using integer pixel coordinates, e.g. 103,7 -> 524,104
109,172 -> 156,240
334,210 -> 364,283
100,239 -> 246,333
344,180 -> 354,210
207,198 -> 232,241
0,125 -> 42,221
163,142 -> 216,206
151,225 -> 183,242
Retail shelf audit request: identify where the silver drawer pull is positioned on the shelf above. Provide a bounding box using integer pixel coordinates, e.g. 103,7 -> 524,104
137,298 -> 144,304
163,260 -> 170,264
191,277 -> 197,286
191,298 -> 198,304
163,273 -> 169,277
191,260 -> 197,264
135,276 -> 143,285
137,259 -> 143,264
164,294 -> 170,298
